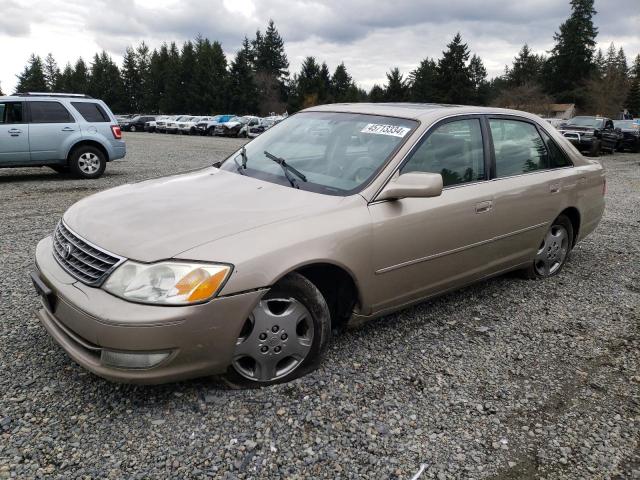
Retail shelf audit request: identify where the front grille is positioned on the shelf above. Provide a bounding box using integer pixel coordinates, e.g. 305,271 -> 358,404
52,222 -> 124,286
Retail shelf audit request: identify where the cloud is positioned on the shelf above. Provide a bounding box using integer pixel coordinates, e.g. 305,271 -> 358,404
0,0 -> 638,94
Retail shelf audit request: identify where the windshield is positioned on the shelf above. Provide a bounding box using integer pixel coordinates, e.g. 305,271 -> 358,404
567,117 -> 604,128
219,111 -> 418,196
614,120 -> 637,129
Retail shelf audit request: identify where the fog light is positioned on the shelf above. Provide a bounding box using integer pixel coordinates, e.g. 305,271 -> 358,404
100,350 -> 170,369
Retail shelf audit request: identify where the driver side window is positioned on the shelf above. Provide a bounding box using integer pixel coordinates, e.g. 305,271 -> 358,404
401,118 -> 485,187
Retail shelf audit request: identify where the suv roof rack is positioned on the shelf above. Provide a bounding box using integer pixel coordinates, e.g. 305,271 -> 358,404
15,92 -> 93,99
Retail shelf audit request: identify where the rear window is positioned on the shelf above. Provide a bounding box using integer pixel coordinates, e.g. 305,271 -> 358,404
71,102 -> 110,122
0,102 -> 24,124
30,101 -> 74,123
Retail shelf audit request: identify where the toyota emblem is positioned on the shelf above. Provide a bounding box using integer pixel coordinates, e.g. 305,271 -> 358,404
62,243 -> 73,260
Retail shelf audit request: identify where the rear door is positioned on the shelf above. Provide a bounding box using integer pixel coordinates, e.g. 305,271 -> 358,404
0,101 -> 29,164
485,116 -> 572,270
27,100 -> 80,162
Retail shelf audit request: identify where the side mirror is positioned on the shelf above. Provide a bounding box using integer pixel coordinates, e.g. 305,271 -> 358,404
377,172 -> 443,201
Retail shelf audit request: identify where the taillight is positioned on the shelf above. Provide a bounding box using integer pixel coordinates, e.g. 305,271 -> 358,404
111,125 -> 122,139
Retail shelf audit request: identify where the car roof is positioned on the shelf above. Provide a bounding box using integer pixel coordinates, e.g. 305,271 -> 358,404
303,102 -> 545,123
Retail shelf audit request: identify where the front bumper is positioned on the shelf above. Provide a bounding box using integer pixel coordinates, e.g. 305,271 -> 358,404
33,236 -> 265,384
561,132 -> 595,150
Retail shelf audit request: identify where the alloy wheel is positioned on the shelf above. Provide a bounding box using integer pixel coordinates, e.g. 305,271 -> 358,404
77,152 -> 101,174
534,225 -> 569,276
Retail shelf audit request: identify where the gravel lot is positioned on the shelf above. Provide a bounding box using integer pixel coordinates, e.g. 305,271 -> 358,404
0,132 -> 638,479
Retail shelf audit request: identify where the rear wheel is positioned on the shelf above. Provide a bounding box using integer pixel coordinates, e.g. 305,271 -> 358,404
69,146 -> 106,179
524,215 -> 573,279
130,125 -> 137,132
223,273 -> 331,388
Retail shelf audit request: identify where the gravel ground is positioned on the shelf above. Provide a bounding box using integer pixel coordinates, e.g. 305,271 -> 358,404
0,132 -> 638,479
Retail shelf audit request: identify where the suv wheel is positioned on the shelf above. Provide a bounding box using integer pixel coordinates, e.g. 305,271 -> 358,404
588,139 -> 601,156
130,125 -> 137,132
70,146 -> 106,179
223,273 -> 331,388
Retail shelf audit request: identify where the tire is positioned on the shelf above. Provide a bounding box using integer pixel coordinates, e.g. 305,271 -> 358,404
222,272 -> 332,388
523,214 -> 574,279
49,165 -> 69,174
207,128 -> 215,136
69,146 -> 106,179
130,125 -> 137,132
588,139 -> 601,157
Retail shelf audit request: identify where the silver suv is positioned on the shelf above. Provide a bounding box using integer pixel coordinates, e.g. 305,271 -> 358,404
0,93 -> 126,179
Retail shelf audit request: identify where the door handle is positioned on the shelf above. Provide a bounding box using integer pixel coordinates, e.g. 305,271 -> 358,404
8,128 -> 22,136
61,127 -> 75,132
549,183 -> 561,194
475,200 -> 493,214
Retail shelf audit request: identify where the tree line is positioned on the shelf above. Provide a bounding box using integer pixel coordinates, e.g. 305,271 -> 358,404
5,0 -> 640,117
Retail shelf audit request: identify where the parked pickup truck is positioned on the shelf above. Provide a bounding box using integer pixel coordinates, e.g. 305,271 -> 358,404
558,116 -> 620,156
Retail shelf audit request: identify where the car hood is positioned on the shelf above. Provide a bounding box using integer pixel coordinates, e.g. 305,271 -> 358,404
561,125 -> 597,132
63,168 -> 346,262
221,121 -> 242,128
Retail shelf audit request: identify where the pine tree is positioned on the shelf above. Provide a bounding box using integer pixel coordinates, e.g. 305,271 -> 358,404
57,63 -> 74,92
293,56 -> 322,108
593,48 -> 606,78
625,55 -> 640,116
409,58 -> 437,102
331,63 -> 356,102
121,47 -> 140,112
15,54 -> 47,92
545,0 -> 598,105
43,53 -> 60,91
228,38 -> 258,113
469,54 -> 489,105
179,41 -> 197,113
70,58 -> 89,94
506,44 -> 545,87
137,42 -> 152,112
254,20 -> 289,114
89,51 -> 125,112
161,42 -> 182,113
384,68 -> 408,101
319,62 -> 331,103
369,84 -> 385,102
435,33 -> 473,104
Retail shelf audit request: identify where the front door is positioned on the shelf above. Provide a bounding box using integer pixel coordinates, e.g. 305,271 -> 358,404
368,117 -> 497,314
0,101 -> 29,164
27,100 -> 79,162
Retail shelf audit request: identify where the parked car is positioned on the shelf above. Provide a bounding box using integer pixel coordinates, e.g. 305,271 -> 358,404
32,103 -> 605,387
121,115 -> 156,132
215,115 -> 259,137
558,116 -> 619,156
165,115 -> 192,134
612,120 -> 640,152
144,115 -> 169,133
155,115 -> 176,133
178,116 -> 217,135
0,92 -> 125,179
196,114 -> 236,136
247,116 -> 283,138
115,114 -> 133,126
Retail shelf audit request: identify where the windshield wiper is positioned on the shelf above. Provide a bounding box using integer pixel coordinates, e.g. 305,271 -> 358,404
232,155 -> 245,175
232,146 -> 248,175
263,150 -> 307,188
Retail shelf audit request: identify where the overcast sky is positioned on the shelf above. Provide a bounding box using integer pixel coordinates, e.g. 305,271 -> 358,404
1,0 -> 639,95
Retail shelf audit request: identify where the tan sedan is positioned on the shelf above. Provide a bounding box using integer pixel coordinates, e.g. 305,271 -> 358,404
32,103 -> 605,386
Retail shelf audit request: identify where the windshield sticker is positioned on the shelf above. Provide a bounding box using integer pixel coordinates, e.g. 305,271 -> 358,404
361,124 -> 411,137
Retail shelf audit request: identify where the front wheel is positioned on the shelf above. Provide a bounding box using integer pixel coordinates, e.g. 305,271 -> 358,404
588,139 -> 601,157
130,125 -> 136,132
223,273 -> 331,388
69,146 -> 106,179
524,215 -> 573,279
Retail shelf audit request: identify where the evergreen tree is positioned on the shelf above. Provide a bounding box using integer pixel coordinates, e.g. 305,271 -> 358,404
319,62 -> 332,103
469,54 -> 489,105
409,58 -> 437,102
15,54 -> 47,92
625,55 -> 640,116
43,53 -> 60,91
88,51 -> 125,112
136,42 -> 152,111
147,48 -> 165,113
435,33 -> 473,104
70,58 -> 89,94
369,84 -> 385,102
57,63 -> 74,92
121,47 -> 141,112
292,56 -> 322,109
228,38 -> 258,113
506,44 -> 545,87
0,82 -> 4,96
192,38 -> 228,113
179,40 -> 197,113
593,48 -> 606,78
160,42 -> 182,113
253,20 -> 289,114
331,63 -> 358,102
545,0 -> 598,105
585,42 -> 629,117
384,67 -> 408,101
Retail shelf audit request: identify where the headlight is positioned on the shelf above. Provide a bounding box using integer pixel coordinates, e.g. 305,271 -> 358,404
103,261 -> 232,305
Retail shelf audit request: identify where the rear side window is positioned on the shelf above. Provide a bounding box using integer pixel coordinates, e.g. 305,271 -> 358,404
401,118 -> 485,187
490,119 -> 547,177
72,102 -> 110,122
540,129 -> 572,168
0,102 -> 24,124
29,101 -> 74,123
